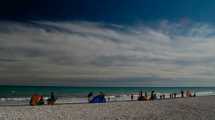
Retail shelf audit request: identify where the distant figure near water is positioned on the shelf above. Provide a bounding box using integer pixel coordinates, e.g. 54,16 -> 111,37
47,92 -> 57,105
170,93 -> 172,99
162,94 -> 165,99
131,94 -> 134,101
160,95 -> 162,100
173,93 -> 177,98
150,91 -> 156,100
138,91 -> 145,101
181,91 -> 184,98
193,92 -> 196,97
88,92 -> 93,102
186,90 -> 192,97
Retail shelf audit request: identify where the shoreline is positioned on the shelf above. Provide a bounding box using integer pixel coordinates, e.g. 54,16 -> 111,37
1,89 -> 215,106
0,95 -> 211,107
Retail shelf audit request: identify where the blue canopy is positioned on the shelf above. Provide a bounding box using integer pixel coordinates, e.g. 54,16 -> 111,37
90,95 -> 106,103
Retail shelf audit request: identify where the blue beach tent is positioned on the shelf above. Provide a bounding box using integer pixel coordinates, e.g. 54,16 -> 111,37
89,95 -> 106,103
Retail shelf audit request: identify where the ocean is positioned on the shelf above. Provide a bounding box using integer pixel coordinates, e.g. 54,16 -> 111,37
0,86 -> 215,105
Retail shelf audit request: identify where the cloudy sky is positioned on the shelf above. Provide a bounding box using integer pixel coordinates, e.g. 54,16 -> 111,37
0,0 -> 215,86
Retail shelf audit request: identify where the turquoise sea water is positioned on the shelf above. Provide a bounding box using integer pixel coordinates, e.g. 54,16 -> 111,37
1,86 -> 215,105
1,86 -> 215,98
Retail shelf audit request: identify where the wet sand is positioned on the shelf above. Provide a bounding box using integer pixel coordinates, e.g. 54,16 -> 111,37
0,96 -> 215,120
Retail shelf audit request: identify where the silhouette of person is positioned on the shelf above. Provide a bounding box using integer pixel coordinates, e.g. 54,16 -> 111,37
181,90 -> 184,98
151,91 -> 155,100
174,93 -> 177,98
47,92 -> 57,105
131,94 -> 134,101
160,95 -> 162,100
88,92 -> 93,102
163,94 -> 165,99
193,92 -> 196,97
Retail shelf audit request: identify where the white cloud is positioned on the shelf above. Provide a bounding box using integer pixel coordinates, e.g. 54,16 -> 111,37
0,21 -> 215,86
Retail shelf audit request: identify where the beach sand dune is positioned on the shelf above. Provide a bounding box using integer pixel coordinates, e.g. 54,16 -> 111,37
0,96 -> 215,120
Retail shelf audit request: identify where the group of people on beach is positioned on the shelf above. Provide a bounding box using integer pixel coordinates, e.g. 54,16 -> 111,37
29,90 -> 196,105
135,90 -> 196,101
135,91 -> 157,101
29,92 -> 57,106
86,90 -> 196,103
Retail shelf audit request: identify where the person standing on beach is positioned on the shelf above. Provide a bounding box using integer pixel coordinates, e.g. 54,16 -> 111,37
108,96 -> 111,102
47,92 -> 57,105
181,91 -> 184,98
138,91 -> 144,101
170,93 -> 172,99
150,91 -> 155,100
174,93 -> 177,98
87,92 -> 93,102
162,94 -> 165,99
193,92 -> 196,97
131,94 -> 134,101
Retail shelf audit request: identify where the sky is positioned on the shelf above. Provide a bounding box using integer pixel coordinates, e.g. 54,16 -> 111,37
0,0 -> 215,86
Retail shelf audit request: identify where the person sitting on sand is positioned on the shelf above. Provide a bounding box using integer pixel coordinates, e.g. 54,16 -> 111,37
47,92 -> 57,105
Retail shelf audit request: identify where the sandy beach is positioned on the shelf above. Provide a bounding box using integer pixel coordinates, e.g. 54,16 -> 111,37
0,96 -> 215,120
